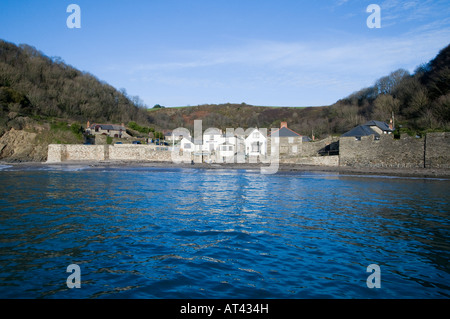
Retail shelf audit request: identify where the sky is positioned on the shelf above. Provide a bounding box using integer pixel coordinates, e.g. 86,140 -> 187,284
0,0 -> 449,108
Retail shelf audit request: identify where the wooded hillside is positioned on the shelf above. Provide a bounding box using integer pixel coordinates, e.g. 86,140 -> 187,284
0,39 -> 152,134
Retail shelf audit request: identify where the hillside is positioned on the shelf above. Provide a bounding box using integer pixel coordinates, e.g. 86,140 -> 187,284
148,44 -> 450,138
0,39 -> 152,129
0,39 -> 153,161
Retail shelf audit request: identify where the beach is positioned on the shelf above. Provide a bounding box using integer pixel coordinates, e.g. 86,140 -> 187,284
2,160 -> 450,179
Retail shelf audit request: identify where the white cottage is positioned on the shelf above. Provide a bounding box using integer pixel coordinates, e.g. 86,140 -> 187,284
217,135 -> 237,162
245,128 -> 267,156
202,128 -> 223,153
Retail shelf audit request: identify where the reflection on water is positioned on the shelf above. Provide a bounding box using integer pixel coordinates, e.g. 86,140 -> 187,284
0,167 -> 449,298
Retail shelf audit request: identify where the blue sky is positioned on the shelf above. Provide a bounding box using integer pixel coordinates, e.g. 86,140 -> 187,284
1,0 -> 449,107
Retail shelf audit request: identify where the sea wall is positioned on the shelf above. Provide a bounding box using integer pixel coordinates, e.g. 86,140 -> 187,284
425,132 -> 450,169
281,155 -> 339,166
339,132 -> 450,169
47,144 -> 189,163
47,144 -> 105,162
301,136 -> 339,157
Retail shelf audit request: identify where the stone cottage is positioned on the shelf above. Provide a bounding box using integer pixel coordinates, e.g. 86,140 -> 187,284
268,122 -> 309,156
86,121 -> 130,138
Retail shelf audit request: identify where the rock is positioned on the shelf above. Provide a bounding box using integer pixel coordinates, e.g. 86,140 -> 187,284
0,128 -> 43,162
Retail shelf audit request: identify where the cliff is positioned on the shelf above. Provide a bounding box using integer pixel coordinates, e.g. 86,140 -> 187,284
0,128 -> 44,162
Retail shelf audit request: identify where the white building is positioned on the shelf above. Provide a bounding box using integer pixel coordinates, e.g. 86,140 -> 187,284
202,128 -> 223,153
217,135 -> 238,162
179,137 -> 195,152
176,127 -> 270,162
245,128 -> 267,156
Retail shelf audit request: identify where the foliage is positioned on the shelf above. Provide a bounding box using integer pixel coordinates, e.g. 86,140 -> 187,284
127,121 -> 154,134
153,131 -> 164,139
127,120 -> 165,139
42,120 -> 83,144
0,39 -> 152,127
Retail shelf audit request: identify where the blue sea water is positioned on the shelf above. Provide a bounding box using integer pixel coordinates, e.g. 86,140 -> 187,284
0,165 -> 449,299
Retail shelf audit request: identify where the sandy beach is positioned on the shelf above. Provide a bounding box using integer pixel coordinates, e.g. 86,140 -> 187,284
2,160 -> 450,179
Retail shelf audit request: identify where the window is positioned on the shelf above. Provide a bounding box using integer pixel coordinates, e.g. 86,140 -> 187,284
355,136 -> 361,141
184,143 -> 191,149
292,145 -> 297,153
288,137 -> 294,143
253,132 -> 259,138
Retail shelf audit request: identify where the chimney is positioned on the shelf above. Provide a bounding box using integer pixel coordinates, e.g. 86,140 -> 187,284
281,122 -> 287,128
87,121 -> 90,129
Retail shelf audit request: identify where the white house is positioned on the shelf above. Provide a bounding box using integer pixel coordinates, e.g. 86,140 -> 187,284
245,128 -> 267,156
179,137 -> 195,152
217,135 -> 237,162
201,128 -> 223,153
170,128 -> 192,146
177,127 -> 270,162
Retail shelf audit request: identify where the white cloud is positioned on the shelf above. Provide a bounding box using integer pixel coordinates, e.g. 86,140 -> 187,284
132,26 -> 449,78
381,0 -> 450,24
107,14 -> 450,106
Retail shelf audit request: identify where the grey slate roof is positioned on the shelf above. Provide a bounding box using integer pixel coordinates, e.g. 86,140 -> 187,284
341,125 -> 378,137
269,127 -> 302,137
364,120 -> 393,132
90,124 -> 125,131
342,120 -> 392,138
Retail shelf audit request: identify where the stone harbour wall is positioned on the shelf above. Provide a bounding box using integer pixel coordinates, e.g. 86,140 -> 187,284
424,132 -> 450,169
47,144 -> 186,163
47,144 -> 105,162
339,134 -> 424,168
339,132 -> 450,169
301,136 -> 339,157
281,155 -> 339,166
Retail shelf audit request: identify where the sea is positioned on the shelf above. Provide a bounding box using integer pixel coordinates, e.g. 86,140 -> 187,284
0,164 -> 449,299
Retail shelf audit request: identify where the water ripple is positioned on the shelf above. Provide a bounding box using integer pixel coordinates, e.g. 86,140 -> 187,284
0,168 -> 449,298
